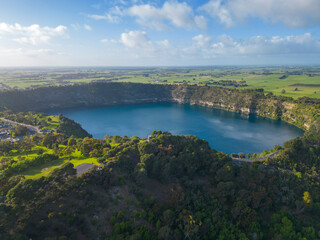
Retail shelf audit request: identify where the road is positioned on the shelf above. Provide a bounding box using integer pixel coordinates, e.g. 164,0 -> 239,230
0,117 -> 40,134
232,151 -> 279,166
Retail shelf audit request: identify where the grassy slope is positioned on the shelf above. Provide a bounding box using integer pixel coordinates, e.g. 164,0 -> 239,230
21,149 -> 100,179
41,115 -> 60,130
1,145 -> 100,179
0,146 -> 53,162
21,142 -> 120,179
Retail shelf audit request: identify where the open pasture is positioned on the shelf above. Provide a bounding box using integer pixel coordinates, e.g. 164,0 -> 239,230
0,66 -> 320,99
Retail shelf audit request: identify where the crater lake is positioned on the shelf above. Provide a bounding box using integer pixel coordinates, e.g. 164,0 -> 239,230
48,103 -> 304,154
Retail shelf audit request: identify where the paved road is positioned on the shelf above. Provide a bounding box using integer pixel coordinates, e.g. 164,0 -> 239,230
231,151 -> 302,176
0,117 -> 40,134
232,151 -> 279,165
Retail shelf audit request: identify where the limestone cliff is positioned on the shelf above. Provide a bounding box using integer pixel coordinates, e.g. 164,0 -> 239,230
0,83 -> 318,130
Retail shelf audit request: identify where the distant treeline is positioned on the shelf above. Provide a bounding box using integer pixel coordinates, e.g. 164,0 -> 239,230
290,83 -> 320,87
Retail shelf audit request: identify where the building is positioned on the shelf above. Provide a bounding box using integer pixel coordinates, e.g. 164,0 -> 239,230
40,129 -> 54,133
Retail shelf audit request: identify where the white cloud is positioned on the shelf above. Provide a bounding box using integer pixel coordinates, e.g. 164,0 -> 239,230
88,2 -> 207,30
201,0 -> 320,28
107,14 -> 122,23
161,2 -> 195,28
101,31 -> 319,65
194,16 -> 207,31
127,2 -> 207,30
101,39 -> 109,44
101,31 -> 180,65
199,0 -> 234,27
156,40 -> 170,48
93,1 -> 207,30
71,23 -> 93,31
91,3 -> 101,9
0,48 -> 64,66
190,33 -> 320,57
88,13 -> 121,23
120,30 -> 152,48
192,34 -> 212,48
88,6 -> 123,23
112,0 -> 144,5
101,38 -> 117,45
71,23 -> 81,31
0,22 -> 67,45
84,24 -> 92,31
88,14 -> 108,20
0,48 -> 56,56
113,0 -> 128,5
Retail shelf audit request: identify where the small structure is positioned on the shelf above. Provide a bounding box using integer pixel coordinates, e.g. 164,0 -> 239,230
0,131 -> 10,140
40,129 -> 53,134
96,165 -> 103,171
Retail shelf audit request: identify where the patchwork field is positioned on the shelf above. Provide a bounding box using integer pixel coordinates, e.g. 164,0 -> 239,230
0,66 -> 320,99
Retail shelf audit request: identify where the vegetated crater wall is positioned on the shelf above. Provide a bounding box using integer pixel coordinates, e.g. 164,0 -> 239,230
0,82 -> 318,130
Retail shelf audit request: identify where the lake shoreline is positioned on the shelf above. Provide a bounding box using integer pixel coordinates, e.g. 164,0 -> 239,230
48,103 -> 304,154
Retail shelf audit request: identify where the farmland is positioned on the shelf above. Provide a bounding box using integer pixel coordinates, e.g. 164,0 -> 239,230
1,66 -> 320,99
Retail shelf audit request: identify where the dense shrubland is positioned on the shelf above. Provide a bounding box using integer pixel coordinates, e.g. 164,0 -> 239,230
0,130 -> 320,239
265,120 -> 320,176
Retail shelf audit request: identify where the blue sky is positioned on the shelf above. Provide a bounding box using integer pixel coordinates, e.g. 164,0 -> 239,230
0,0 -> 319,66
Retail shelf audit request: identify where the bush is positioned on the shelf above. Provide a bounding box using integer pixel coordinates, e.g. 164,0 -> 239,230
4,154 -> 58,176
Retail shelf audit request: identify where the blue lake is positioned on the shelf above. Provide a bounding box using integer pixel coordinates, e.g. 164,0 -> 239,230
48,103 -> 304,154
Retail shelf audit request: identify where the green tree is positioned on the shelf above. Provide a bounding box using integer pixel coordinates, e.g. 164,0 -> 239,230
230,153 -> 238,158
13,125 -> 28,137
41,134 -> 57,148
303,191 -> 312,205
163,209 -> 175,227
67,136 -> 76,146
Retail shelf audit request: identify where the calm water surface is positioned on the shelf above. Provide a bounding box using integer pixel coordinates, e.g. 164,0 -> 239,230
49,104 -> 304,154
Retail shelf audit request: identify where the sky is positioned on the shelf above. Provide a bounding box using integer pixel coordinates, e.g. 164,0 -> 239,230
0,0 -> 319,66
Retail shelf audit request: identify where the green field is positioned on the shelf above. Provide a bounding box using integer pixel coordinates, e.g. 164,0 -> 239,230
22,154 -> 100,179
240,74 -> 320,99
1,66 -> 320,99
0,145 -> 100,179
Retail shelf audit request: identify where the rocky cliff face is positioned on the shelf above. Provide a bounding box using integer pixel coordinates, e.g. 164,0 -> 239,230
0,83 -> 317,130
170,85 -> 316,130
